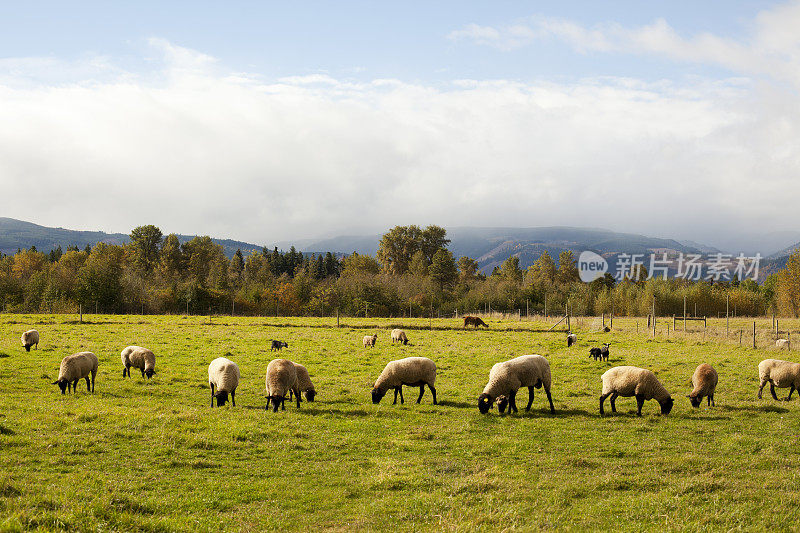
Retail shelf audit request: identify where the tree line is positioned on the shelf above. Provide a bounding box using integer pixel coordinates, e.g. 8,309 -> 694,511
0,224 -> 798,318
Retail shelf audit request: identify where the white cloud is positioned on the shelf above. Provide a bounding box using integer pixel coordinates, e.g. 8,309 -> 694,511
0,37 -> 798,247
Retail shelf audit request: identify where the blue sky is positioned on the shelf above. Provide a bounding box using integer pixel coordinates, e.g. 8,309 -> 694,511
0,1 -> 798,248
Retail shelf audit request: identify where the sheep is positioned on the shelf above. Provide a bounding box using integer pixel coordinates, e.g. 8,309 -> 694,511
371,356 -> 436,405
391,329 -> 409,345
600,343 -> 610,361
265,358 -> 298,412
271,340 -> 288,351
776,339 -> 789,349
52,351 -> 98,395
363,334 -> 378,348
21,329 -> 39,352
589,347 -> 602,360
463,316 -> 489,328
120,346 -> 156,379
688,363 -> 718,407
567,333 -> 577,347
287,362 -> 316,402
208,357 -> 239,407
758,358 -> 800,401
599,366 -> 673,416
478,354 -> 555,415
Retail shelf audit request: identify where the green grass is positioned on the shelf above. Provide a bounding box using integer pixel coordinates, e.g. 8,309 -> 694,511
1,313 -> 800,531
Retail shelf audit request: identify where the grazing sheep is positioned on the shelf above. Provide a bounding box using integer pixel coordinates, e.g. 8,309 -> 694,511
52,352 -> 98,395
599,366 -> 673,416
21,329 -> 39,352
271,340 -> 288,351
287,361 -> 316,402
688,363 -> 718,407
589,347 -> 602,360
603,326 -> 611,333
567,333 -> 577,347
758,358 -> 800,401
266,358 -> 298,412
776,339 -> 789,349
391,329 -> 409,345
463,316 -> 489,328
208,357 -> 240,408
120,346 -> 156,379
363,334 -> 378,348
478,354 -> 555,415
371,356 -> 436,405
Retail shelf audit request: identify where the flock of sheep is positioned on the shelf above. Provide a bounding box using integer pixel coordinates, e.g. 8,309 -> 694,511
18,322 -> 800,417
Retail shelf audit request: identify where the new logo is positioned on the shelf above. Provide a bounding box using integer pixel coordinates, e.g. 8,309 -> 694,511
578,251 -> 608,283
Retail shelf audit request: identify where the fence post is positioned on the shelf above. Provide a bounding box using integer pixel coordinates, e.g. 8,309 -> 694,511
753,321 -> 756,349
726,294 -> 729,337
337,308 -> 340,328
79,304 -> 83,323
683,296 -> 687,332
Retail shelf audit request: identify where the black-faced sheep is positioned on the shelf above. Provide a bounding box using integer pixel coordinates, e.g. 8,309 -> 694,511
287,361 -> 316,402
567,333 -> 577,347
363,334 -> 378,348
478,354 -> 555,415
391,329 -> 409,345
208,357 -> 239,407
53,352 -> 98,394
371,357 -> 436,405
21,329 -> 39,351
599,366 -> 673,416
688,363 -> 718,407
463,316 -> 489,328
271,340 -> 288,351
758,358 -> 800,401
120,346 -> 156,379
266,358 -> 298,412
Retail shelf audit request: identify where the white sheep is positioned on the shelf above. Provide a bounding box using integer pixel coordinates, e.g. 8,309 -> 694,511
21,329 -> 39,352
208,357 -> 240,408
567,333 -> 577,347
363,334 -> 378,348
371,356 -> 436,405
266,358 -> 298,411
688,363 -> 718,407
478,354 -> 555,415
52,351 -> 98,395
758,358 -> 800,401
599,366 -> 673,416
776,339 -> 789,349
287,361 -> 316,402
391,329 -> 409,345
120,346 -> 156,379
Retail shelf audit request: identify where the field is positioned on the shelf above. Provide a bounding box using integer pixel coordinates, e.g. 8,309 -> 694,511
1,313 -> 800,532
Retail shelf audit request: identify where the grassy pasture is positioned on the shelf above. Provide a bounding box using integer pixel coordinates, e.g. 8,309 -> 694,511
1,313 -> 800,531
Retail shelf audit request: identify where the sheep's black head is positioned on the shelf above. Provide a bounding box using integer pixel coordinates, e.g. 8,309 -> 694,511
688,394 -> 701,408
478,393 -> 493,414
24,344 -> 31,352
271,396 -> 283,412
145,369 -> 155,379
403,338 -> 408,345
282,342 -> 288,349
304,389 -> 316,402
53,379 -> 68,394
497,395 -> 509,413
214,391 -> 229,407
661,397 -> 674,415
371,388 -> 386,404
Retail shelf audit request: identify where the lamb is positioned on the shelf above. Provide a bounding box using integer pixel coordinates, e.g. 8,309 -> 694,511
463,316 -> 489,328
363,334 -> 378,347
21,329 -> 39,351
52,351 -> 98,395
287,361 -> 316,402
567,333 -> 577,347
688,363 -> 718,407
271,340 -> 288,351
776,339 -> 789,349
391,329 -> 409,345
265,358 -> 298,412
371,356 -> 436,405
478,354 -> 555,415
758,358 -> 800,401
589,347 -> 602,360
208,357 -> 240,407
599,366 -> 673,416
120,345 -> 156,379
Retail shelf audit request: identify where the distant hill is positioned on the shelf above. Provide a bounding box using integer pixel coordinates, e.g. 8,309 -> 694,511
0,218 -> 262,258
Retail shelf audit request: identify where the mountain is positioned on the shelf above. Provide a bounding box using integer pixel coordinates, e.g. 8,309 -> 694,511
0,217 -> 262,258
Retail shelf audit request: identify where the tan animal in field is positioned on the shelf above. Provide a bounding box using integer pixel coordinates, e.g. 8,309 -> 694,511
463,316 -> 488,328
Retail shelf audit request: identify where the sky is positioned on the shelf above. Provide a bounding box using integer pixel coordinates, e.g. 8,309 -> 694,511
1,1 -> 799,249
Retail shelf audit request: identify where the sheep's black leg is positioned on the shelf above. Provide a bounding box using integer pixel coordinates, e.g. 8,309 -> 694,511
231,390 -> 236,407
281,397 -> 286,411
91,372 -> 95,393
417,385 -> 424,404
265,397 -> 270,410
288,389 -> 294,401
295,391 -> 300,409
599,393 -> 611,414
85,376 -> 90,392
72,380 -> 78,394
770,382 -> 779,400
610,393 -> 618,413
210,384 -> 216,407
140,368 -> 145,378
510,390 -> 518,413
758,380 -> 767,399
709,394 -> 714,406
635,394 -> 645,416
786,385 -> 795,401
393,388 -> 398,405
429,384 -> 437,405
545,389 -> 555,414
525,386 -> 534,411
399,386 -> 405,404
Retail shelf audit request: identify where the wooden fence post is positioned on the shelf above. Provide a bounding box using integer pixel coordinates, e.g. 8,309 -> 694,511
753,321 -> 756,349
